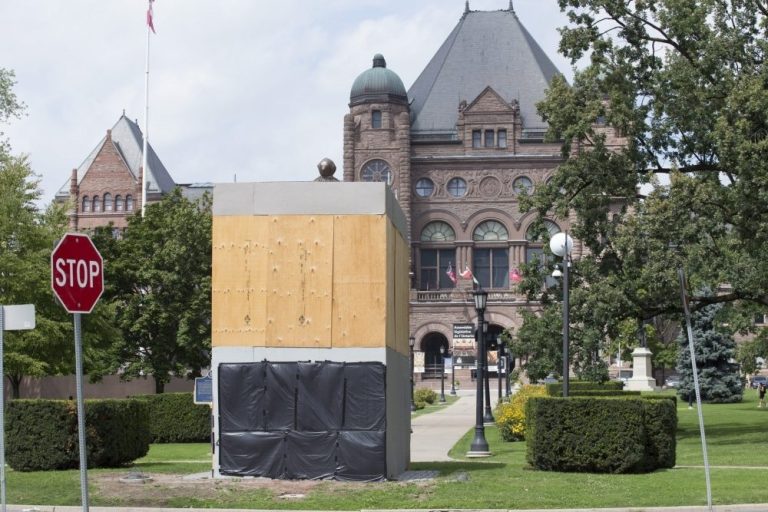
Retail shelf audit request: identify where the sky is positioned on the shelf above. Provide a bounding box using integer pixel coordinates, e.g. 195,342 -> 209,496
1,0 -> 575,206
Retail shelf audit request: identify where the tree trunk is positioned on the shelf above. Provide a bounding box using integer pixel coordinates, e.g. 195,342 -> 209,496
154,377 -> 165,394
8,374 -> 21,399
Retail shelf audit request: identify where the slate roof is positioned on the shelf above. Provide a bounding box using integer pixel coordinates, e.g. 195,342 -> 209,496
408,9 -> 563,134
56,114 -> 176,198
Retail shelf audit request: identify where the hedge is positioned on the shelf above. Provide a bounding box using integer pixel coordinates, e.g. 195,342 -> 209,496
7,399 -> 150,471
494,384 -> 547,441
526,396 -> 676,473
569,390 -> 640,397
414,388 -> 437,405
545,380 -> 624,396
136,393 -> 210,443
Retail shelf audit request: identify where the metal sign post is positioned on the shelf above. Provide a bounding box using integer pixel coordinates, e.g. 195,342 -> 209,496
0,304 -> 35,512
51,233 -> 104,512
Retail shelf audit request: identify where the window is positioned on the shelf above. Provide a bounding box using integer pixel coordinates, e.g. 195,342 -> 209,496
473,220 -> 509,241
498,129 -> 507,148
472,130 -> 481,148
526,247 -> 557,288
415,178 -> 435,197
447,177 -> 467,198
525,220 -> 560,242
484,130 -> 494,147
126,195 -> 134,211
513,176 -> 534,194
92,195 -> 101,212
115,195 -> 124,211
421,221 -> 456,242
474,248 -> 509,288
82,196 -> 91,213
361,159 -> 392,185
420,249 -> 457,290
104,193 -> 113,212
372,110 -> 382,129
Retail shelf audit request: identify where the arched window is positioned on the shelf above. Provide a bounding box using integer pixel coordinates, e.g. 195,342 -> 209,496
513,176 -> 534,194
92,195 -> 101,212
126,195 -> 134,211
82,196 -> 91,213
421,221 -> 456,242
104,193 -> 113,212
473,220 -> 509,241
525,220 -> 560,242
115,195 -> 124,211
361,159 -> 392,185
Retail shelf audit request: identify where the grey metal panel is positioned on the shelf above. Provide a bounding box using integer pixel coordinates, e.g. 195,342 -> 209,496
408,10 -> 563,134
385,347 -> 410,479
213,182 -> 408,240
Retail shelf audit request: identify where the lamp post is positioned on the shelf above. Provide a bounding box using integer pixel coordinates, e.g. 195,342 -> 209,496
468,289 -> 490,456
497,342 -> 504,401
550,232 -> 574,398
439,346 -> 447,403
409,336 -> 416,412
483,319 -> 494,423
450,344 -> 457,395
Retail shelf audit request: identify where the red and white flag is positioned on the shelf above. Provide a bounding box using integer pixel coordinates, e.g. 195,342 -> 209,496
510,268 -> 523,284
446,262 -> 457,284
459,265 -> 473,280
147,0 -> 156,33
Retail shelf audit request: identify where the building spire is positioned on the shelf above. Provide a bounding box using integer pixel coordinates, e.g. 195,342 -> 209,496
465,1 -> 469,14
509,0 -> 514,12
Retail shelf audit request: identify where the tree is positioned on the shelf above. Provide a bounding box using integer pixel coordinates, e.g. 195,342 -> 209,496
105,189 -> 211,393
504,306 -> 563,382
676,302 -> 743,403
513,0 -> 768,366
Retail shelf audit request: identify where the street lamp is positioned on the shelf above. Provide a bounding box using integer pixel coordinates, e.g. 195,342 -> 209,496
439,346 -> 447,403
450,344 -> 457,396
483,320 -> 494,423
468,289 -> 490,456
550,232 -> 574,398
409,336 -> 416,412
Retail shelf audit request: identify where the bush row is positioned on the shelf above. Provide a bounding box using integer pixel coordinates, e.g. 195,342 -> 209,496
545,380 -> 624,396
495,385 -> 547,441
526,396 -> 676,474
135,393 -> 210,443
7,399 -> 151,471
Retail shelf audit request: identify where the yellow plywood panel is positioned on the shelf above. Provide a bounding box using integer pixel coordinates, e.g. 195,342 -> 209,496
212,216 -> 269,347
332,215 -> 387,347
393,223 -> 410,356
385,221 -> 396,351
265,216 -> 334,348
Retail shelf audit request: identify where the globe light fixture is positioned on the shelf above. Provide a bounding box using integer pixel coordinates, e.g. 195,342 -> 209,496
549,232 -> 573,398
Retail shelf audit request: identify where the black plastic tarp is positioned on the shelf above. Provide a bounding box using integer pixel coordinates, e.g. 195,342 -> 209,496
219,362 -> 266,432
218,361 -> 386,481
343,363 -> 386,430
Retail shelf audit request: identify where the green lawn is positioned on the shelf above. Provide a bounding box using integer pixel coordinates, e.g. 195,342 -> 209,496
7,391 -> 768,509
411,393 -> 460,418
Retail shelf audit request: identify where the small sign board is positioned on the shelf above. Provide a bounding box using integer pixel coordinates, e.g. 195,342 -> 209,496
1,304 -> 35,331
452,323 -> 475,339
194,374 -> 213,405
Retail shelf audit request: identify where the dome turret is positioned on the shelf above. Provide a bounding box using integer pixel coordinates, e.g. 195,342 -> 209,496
350,54 -> 408,106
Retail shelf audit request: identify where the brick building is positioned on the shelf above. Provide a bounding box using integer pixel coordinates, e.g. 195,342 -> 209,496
55,113 -> 210,233
343,4 -> 623,382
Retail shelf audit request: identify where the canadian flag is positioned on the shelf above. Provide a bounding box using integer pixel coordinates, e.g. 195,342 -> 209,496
446,262 -> 457,284
510,268 -> 522,284
147,0 -> 156,33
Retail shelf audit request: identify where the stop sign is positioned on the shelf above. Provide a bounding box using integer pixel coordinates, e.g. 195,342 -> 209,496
51,233 -> 104,314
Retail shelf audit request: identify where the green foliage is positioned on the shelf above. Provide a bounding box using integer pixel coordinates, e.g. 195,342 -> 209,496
545,380 -> 623,396
136,393 -> 210,443
569,390 -> 639,397
494,384 -> 547,441
526,396 -> 676,473
505,307 -> 562,381
676,302 -> 743,403
414,387 -> 437,405
100,189 -> 212,392
6,399 -> 150,471
413,400 -> 426,410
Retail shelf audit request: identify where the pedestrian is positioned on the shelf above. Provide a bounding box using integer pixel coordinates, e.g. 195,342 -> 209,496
759,383 -> 766,408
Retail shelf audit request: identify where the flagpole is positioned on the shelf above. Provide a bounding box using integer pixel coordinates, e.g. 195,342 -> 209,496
141,1 -> 151,218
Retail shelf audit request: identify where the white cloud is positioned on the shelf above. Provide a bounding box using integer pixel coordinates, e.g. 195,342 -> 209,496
0,0 -> 572,202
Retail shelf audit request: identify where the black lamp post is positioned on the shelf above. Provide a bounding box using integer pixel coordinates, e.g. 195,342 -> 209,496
483,320 -> 494,423
450,345 -> 457,395
439,346 -> 447,403
409,336 -> 416,412
550,232 -> 573,398
468,289 -> 490,456
497,342 -> 504,401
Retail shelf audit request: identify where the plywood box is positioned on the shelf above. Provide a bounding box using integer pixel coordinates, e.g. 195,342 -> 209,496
211,182 -> 409,356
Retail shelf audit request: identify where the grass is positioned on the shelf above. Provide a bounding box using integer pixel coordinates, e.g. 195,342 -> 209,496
411,393 -> 460,418
7,391 -> 768,509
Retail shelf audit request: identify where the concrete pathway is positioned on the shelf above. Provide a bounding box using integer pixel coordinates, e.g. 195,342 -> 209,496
410,387 -> 502,462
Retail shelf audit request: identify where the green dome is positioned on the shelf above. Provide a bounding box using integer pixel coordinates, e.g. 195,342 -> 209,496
350,54 -> 408,105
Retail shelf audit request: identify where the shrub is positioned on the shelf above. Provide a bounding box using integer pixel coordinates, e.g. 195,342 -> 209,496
413,400 -> 427,410
495,385 -> 547,441
136,393 -> 210,443
545,380 -> 623,396
526,396 -> 676,473
570,390 -> 640,397
414,388 -> 437,405
7,399 -> 150,471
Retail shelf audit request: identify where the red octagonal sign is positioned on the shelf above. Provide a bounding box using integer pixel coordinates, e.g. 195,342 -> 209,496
51,233 -> 104,314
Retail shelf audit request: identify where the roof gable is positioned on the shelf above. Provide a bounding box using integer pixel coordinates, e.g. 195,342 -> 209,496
56,114 -> 176,198
408,9 -> 563,134
463,86 -> 515,114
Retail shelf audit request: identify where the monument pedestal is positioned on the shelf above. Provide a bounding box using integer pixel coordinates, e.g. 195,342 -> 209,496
625,347 -> 658,392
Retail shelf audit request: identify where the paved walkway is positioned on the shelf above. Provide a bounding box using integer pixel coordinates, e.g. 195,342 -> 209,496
410,387 -> 502,462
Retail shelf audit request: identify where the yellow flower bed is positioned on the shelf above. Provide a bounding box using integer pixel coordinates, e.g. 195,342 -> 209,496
494,384 -> 547,441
